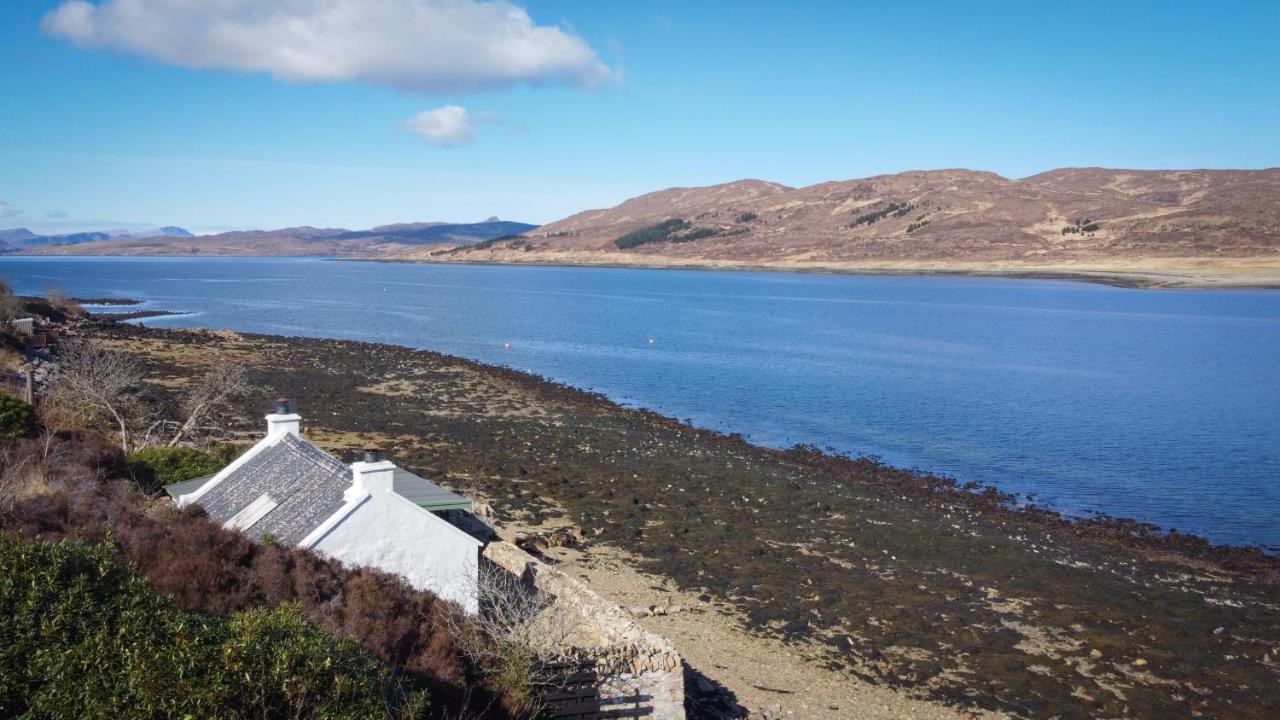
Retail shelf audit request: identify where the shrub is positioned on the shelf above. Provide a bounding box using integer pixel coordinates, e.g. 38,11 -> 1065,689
0,433 -> 481,712
736,212 -> 759,223
672,226 -> 719,242
43,283 -> 84,318
0,534 -> 426,719
125,445 -> 232,493
221,602 -> 427,719
0,394 -> 36,440
614,219 -> 690,249
850,201 -> 915,227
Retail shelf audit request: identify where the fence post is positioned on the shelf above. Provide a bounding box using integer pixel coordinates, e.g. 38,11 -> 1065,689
23,365 -> 34,404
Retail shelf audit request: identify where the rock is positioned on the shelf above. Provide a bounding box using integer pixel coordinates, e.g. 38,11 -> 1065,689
1133,658 -> 1148,667
1089,648 -> 1103,659
629,607 -> 650,618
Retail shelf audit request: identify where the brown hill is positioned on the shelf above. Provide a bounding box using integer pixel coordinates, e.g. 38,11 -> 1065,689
438,168 -> 1280,287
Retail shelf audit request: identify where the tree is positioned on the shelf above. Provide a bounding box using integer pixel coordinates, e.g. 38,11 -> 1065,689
0,278 -> 21,323
43,283 -> 84,317
0,394 -> 36,440
168,363 -> 255,446
46,340 -> 142,452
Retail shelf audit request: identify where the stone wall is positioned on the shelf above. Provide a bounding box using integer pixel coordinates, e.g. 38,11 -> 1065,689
483,540 -> 685,719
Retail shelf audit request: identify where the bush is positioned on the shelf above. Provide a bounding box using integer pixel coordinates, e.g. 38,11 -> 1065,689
221,602 -> 427,719
1,433 -> 499,716
125,445 -> 234,493
736,212 -> 758,223
614,219 -> 690,249
0,394 -> 36,440
0,534 -> 426,719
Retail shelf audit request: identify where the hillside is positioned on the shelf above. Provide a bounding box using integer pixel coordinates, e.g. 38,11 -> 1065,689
16,220 -> 536,257
437,168 -> 1280,287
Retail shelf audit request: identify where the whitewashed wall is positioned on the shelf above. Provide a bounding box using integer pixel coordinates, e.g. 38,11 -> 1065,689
311,493 -> 481,613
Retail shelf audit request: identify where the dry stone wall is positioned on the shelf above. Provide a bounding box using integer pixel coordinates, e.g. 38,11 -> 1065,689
483,541 -> 685,719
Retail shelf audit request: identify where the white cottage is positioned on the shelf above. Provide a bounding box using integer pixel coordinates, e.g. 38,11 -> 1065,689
169,399 -> 484,613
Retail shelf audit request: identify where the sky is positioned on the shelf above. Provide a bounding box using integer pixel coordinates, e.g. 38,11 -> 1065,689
1,1 -> 1278,235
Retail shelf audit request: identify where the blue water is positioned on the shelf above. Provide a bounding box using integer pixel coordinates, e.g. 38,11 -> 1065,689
3,256 -> 1278,549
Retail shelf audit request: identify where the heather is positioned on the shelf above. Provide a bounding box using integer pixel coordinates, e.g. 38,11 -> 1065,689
0,430 -> 513,718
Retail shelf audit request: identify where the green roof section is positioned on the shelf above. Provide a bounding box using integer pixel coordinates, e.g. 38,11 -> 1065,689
392,468 -> 472,512
164,474 -> 215,500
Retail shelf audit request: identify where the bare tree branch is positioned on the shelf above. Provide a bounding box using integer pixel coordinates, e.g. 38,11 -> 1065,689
444,562 -> 577,716
46,340 -> 141,453
168,363 -> 255,447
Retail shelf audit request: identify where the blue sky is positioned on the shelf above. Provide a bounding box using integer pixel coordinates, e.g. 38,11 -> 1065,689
2,1 -> 1277,234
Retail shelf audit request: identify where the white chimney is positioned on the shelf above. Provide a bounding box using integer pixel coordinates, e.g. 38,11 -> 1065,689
348,457 -> 396,501
265,397 -> 301,439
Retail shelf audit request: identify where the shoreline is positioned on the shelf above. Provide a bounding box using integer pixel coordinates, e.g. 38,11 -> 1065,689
86,319 -> 1280,717
9,251 -> 1280,289
91,307 -> 1275,559
368,254 -> 1280,290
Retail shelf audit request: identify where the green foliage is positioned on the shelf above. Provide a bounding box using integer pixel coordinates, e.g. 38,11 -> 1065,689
125,445 -> 239,494
0,394 -> 36,440
221,602 -> 427,719
906,218 -> 933,234
1061,218 -> 1102,235
0,534 -> 426,720
209,442 -> 248,467
614,218 -> 747,249
614,218 -> 691,249
674,226 -> 720,242
850,202 -> 916,227
736,212 -> 759,223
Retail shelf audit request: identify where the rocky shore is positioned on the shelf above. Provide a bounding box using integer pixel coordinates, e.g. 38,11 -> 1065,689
82,321 -> 1280,719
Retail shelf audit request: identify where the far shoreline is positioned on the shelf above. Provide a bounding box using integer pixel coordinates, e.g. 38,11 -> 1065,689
358,256 -> 1280,290
7,251 -> 1280,290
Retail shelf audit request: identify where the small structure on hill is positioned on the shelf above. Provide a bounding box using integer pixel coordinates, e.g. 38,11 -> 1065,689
170,399 -> 484,612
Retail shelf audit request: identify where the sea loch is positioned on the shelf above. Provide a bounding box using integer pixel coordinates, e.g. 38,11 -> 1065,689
4,256 -> 1278,549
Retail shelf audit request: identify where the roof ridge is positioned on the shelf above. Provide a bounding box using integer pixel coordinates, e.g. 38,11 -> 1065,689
279,433 -> 350,474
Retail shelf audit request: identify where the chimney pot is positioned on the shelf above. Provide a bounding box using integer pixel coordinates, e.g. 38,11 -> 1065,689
363,445 -> 381,463
274,397 -> 290,414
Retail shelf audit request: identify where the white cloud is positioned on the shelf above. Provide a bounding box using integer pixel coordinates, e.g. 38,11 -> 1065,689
406,105 -> 480,146
42,0 -> 614,93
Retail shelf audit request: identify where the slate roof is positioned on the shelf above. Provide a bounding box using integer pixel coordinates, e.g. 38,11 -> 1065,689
194,433 -> 351,545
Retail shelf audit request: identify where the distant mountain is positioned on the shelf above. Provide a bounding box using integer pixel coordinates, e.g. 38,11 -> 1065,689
0,228 -> 37,244
20,219 -> 539,257
114,226 -> 195,239
0,225 -> 193,250
436,168 -> 1280,285
3,230 -> 112,249
332,220 -> 537,245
